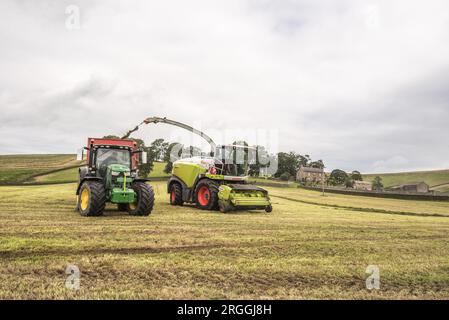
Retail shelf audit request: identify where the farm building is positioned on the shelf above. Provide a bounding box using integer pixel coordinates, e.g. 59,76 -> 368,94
353,180 -> 372,191
389,182 -> 429,193
296,167 -> 325,185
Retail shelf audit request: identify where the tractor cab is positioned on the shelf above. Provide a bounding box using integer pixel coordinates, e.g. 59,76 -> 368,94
95,147 -> 131,174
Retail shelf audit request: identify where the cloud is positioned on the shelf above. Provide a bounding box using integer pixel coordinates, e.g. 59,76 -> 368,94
372,156 -> 410,173
0,0 -> 448,172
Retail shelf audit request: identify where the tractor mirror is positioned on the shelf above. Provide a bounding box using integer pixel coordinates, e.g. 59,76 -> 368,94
76,148 -> 84,161
141,152 -> 148,164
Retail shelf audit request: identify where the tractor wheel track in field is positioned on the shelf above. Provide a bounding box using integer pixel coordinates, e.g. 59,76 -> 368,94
0,244 -> 230,260
269,194 -> 449,218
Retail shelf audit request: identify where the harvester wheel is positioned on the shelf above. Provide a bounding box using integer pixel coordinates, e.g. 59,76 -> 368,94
265,205 -> 273,213
194,179 -> 219,210
128,182 -> 155,216
169,183 -> 183,206
78,181 -> 106,217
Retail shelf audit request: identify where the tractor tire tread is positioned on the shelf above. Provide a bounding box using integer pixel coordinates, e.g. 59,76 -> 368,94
170,183 -> 183,206
128,182 -> 155,216
79,181 -> 106,217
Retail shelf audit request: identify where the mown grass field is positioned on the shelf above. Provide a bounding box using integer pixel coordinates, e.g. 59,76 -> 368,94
1,181 -> 449,299
266,187 -> 449,217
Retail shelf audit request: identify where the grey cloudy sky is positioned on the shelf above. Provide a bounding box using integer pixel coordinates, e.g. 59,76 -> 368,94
1,0 -> 449,173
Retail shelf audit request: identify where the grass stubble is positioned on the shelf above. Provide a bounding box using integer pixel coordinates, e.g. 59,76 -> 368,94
0,182 -> 448,299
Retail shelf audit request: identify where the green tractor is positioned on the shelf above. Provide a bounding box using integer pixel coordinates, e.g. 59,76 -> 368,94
75,137 -> 155,216
168,147 -> 272,213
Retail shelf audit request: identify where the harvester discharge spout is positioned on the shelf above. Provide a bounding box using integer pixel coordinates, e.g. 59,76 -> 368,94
122,116 -> 216,156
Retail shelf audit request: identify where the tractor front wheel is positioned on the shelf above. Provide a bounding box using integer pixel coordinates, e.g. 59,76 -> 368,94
169,183 -> 183,206
194,180 -> 219,210
128,182 -> 155,216
78,181 -> 106,216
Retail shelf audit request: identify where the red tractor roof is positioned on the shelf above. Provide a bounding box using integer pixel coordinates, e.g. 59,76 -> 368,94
86,138 -> 140,169
87,138 -> 138,149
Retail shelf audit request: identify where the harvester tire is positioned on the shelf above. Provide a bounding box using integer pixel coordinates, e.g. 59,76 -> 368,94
265,205 -> 273,213
194,179 -> 219,210
128,182 -> 155,216
169,183 -> 183,206
78,181 -> 106,217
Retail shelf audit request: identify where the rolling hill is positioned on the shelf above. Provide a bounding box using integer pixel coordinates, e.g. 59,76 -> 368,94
0,154 -> 82,184
364,169 -> 449,191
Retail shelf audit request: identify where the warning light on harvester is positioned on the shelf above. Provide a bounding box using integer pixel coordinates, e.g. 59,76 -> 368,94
209,167 -> 217,175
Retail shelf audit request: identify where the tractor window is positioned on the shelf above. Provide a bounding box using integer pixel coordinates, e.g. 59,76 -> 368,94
95,148 -> 131,168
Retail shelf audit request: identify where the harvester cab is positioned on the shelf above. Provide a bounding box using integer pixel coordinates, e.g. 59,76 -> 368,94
75,138 -> 154,217
214,144 -> 254,176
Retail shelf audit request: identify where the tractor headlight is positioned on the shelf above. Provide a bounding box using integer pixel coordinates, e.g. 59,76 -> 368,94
111,171 -> 120,176
124,172 -> 130,177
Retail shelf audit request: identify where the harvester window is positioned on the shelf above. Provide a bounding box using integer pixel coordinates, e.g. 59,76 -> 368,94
95,148 -> 131,169
216,146 -> 249,177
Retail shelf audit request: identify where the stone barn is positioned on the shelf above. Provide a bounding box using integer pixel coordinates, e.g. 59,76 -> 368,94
353,180 -> 372,191
389,182 -> 429,193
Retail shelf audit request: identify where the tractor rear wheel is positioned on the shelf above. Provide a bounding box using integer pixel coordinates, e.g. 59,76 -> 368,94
128,182 -> 155,216
170,183 -> 183,206
78,181 -> 106,216
194,180 -> 219,210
